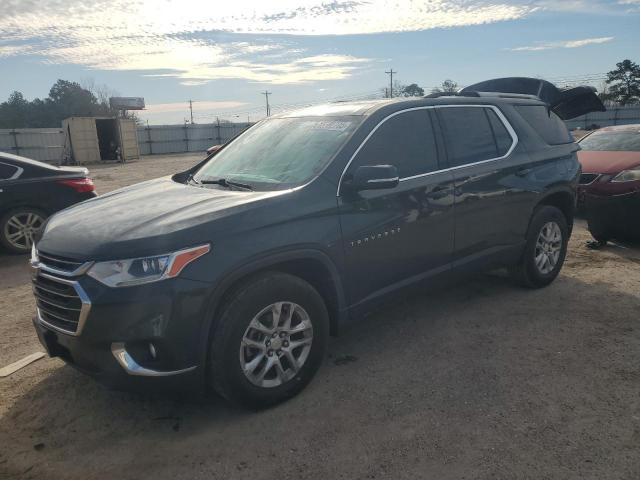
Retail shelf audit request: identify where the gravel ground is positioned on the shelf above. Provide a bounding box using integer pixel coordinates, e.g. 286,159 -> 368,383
1,153 -> 639,480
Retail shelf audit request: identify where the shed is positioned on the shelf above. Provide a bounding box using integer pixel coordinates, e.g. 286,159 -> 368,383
63,117 -> 140,164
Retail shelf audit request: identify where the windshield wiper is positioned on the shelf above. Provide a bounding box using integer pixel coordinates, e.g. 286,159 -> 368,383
198,177 -> 254,191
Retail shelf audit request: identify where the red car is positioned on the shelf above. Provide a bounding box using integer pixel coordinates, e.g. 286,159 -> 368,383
206,144 -> 222,156
577,125 -> 640,243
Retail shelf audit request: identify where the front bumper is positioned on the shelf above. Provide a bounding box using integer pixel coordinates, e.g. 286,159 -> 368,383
585,190 -> 640,239
32,271 -> 213,393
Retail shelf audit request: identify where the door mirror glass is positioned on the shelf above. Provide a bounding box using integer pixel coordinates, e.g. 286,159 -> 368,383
350,165 -> 399,191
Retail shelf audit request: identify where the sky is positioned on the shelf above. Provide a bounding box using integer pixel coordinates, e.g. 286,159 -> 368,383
0,0 -> 639,124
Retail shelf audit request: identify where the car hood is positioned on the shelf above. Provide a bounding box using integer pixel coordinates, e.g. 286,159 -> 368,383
38,177 -> 285,260
577,151 -> 640,174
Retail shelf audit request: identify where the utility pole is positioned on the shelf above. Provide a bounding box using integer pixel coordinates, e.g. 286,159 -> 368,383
188,100 -> 194,124
262,91 -> 271,117
385,69 -> 396,98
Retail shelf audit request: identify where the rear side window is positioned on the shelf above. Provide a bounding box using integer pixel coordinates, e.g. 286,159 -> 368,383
438,107 -> 512,167
515,105 -> 572,145
0,162 -> 19,180
352,110 -> 439,178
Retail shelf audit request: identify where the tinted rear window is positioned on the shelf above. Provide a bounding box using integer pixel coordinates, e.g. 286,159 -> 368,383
438,107 -> 512,168
515,105 -> 572,145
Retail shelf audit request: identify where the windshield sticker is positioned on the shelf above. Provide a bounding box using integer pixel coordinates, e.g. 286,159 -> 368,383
311,121 -> 351,131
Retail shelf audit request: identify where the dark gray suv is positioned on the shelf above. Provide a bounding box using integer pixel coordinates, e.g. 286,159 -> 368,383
31,78 -> 605,407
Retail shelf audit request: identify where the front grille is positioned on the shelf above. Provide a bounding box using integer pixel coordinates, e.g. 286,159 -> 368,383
37,251 -> 85,274
33,272 -> 87,335
579,173 -> 599,185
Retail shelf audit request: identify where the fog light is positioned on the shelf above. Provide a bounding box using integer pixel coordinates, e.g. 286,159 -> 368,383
149,343 -> 157,359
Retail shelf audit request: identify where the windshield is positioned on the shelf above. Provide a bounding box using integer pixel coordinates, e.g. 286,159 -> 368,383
579,130 -> 640,152
193,116 -> 360,190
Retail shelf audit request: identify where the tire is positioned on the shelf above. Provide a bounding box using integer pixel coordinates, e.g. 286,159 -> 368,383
209,272 -> 329,409
0,207 -> 47,254
510,205 -> 569,289
587,217 -> 610,244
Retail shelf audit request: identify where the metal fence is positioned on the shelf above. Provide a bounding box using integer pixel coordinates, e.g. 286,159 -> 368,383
0,122 -> 252,164
566,105 -> 640,130
0,128 -> 66,163
137,122 -> 252,155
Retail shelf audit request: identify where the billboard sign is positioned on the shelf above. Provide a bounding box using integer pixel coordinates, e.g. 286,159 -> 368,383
109,97 -> 145,110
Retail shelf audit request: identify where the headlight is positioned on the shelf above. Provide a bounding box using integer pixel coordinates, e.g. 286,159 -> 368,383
87,244 -> 210,287
611,168 -> 640,183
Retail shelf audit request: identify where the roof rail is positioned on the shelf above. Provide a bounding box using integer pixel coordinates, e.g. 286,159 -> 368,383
424,91 -> 480,99
474,92 -> 541,100
425,91 -> 539,100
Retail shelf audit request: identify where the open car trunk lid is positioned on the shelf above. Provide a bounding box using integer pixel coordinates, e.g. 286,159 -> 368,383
460,77 -> 606,120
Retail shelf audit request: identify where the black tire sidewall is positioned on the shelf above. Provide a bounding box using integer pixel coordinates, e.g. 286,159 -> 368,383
210,272 -> 329,408
0,207 -> 47,254
522,206 -> 569,287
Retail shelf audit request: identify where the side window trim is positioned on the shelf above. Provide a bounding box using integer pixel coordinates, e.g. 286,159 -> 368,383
337,105 -> 519,196
0,162 -> 23,181
433,105 -> 519,171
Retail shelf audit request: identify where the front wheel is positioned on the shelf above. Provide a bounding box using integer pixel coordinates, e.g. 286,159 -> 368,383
511,205 -> 569,288
209,272 -> 329,408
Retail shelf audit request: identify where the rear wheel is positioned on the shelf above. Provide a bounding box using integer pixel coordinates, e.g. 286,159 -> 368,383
511,205 -> 568,288
0,208 -> 47,254
209,272 -> 329,408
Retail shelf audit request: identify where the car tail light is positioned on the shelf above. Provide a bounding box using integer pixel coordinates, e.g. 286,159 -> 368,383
57,178 -> 95,193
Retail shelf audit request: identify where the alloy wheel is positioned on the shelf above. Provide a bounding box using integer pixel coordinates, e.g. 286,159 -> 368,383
240,301 -> 314,388
3,211 -> 45,251
534,221 -> 562,275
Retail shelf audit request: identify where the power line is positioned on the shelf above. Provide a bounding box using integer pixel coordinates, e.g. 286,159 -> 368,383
385,68 -> 397,98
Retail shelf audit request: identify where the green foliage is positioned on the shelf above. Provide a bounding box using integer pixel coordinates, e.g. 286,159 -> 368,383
0,79 -> 118,128
402,83 -> 425,97
431,79 -> 459,94
605,59 -> 640,106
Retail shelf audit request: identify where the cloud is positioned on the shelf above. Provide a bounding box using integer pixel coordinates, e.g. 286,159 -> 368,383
509,36 -> 614,51
0,0 -> 540,84
0,44 -> 33,58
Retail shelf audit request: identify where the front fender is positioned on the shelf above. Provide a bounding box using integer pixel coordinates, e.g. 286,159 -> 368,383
195,247 -> 347,372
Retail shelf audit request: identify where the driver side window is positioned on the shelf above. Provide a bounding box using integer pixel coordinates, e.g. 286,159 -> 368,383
350,110 -> 439,179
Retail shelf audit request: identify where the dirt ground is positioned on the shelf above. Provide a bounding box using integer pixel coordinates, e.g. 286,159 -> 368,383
1,154 -> 639,480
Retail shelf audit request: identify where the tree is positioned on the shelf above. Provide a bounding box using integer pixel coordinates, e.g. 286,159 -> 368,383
0,91 -> 29,128
402,83 -> 425,97
48,79 -> 101,118
0,79 -> 138,128
431,79 -> 459,94
380,80 -> 403,98
605,59 -> 640,106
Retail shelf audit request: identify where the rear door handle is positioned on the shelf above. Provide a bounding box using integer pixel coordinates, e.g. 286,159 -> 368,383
516,167 -> 533,177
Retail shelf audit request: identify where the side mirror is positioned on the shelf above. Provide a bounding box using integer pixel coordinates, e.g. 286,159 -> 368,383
350,165 -> 399,191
